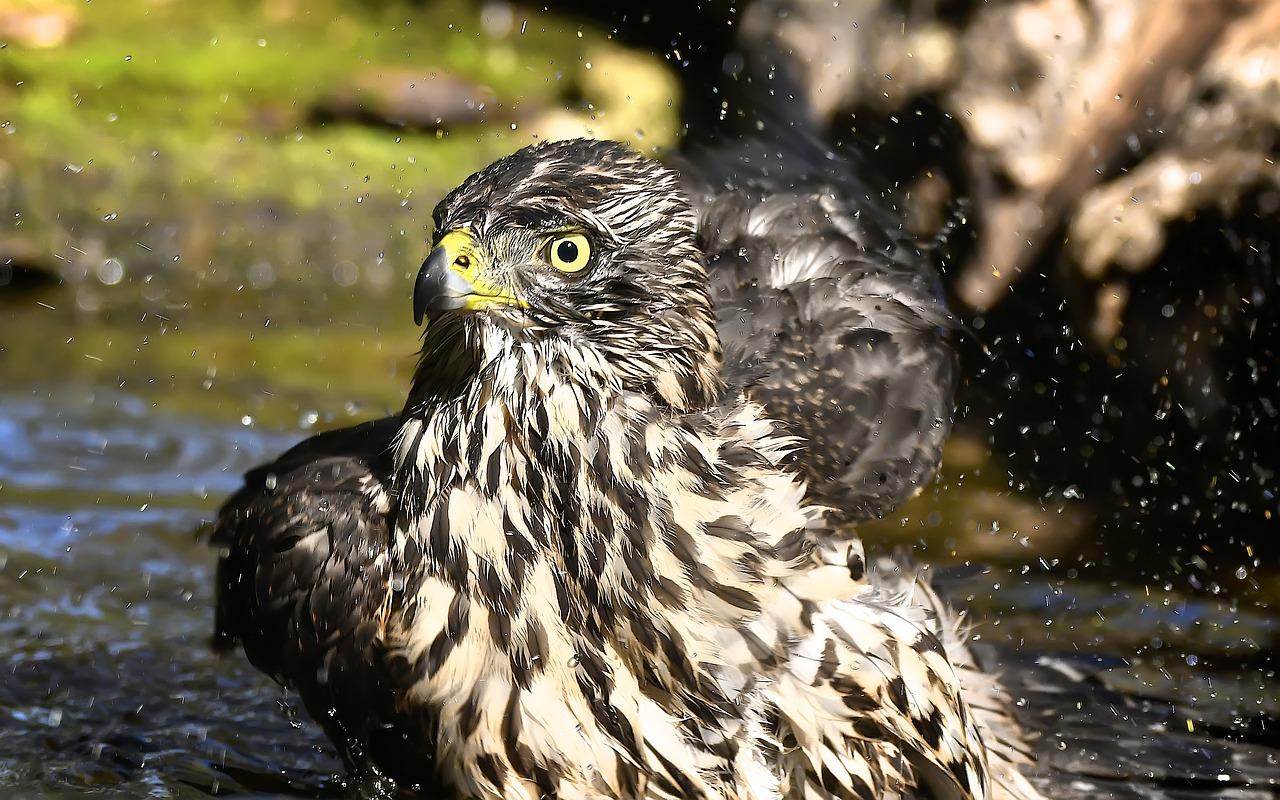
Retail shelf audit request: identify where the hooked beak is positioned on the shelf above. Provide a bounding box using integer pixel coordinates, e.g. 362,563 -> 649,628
413,230 -> 527,325
414,244 -> 473,324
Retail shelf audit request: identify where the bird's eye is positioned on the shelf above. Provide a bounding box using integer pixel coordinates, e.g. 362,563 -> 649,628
544,233 -> 592,274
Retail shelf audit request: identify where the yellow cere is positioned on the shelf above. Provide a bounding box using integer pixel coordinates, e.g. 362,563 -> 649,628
436,229 -> 529,311
436,230 -> 484,284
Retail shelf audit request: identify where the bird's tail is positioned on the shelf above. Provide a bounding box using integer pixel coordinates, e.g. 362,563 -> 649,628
871,555 -> 1044,800
755,548 -> 1044,800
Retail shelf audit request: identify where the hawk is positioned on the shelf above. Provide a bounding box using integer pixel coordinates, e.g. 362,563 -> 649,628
212,138 -> 1040,800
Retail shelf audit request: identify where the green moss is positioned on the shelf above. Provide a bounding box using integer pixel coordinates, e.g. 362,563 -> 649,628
0,0 -> 586,206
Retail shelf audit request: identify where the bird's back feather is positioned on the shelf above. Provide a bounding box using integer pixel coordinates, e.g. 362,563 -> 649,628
696,181 -> 957,520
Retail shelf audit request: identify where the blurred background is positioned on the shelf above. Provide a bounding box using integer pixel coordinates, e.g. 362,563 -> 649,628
0,0 -> 1276,795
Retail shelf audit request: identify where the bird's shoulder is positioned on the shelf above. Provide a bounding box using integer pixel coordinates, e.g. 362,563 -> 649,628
212,416 -> 399,681
212,416 -> 398,563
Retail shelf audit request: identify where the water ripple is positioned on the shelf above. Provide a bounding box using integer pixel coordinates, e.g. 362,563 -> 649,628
0,388 -> 304,501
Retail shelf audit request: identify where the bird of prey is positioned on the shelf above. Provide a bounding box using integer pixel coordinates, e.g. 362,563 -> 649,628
212,137 -> 1039,800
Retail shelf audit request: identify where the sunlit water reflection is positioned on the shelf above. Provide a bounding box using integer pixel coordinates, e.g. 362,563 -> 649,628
0,390 -> 338,797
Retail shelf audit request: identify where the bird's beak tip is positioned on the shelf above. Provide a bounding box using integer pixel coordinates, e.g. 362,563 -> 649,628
414,245 -> 466,325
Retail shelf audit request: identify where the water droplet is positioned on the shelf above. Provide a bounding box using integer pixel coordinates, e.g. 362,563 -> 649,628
332,261 -> 359,287
97,258 -> 124,286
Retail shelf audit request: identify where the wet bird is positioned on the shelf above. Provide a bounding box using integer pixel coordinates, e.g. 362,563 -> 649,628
212,136 -> 1043,800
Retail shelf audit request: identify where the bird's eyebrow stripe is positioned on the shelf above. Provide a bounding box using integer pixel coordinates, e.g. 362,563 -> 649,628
485,208 -> 619,248
573,209 -> 619,244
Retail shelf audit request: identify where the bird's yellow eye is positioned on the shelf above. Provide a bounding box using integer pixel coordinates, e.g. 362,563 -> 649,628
545,233 -> 592,274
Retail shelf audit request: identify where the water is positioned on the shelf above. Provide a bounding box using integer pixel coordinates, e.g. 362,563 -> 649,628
0,388 -> 341,797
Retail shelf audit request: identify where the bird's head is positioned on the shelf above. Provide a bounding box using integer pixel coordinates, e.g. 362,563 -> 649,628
412,139 -> 723,411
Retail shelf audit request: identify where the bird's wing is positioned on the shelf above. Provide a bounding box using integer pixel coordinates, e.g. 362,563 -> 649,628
211,416 -> 410,778
698,180 -> 958,521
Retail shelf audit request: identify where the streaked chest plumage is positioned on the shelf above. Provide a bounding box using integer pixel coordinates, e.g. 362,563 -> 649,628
384,329 -> 824,800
